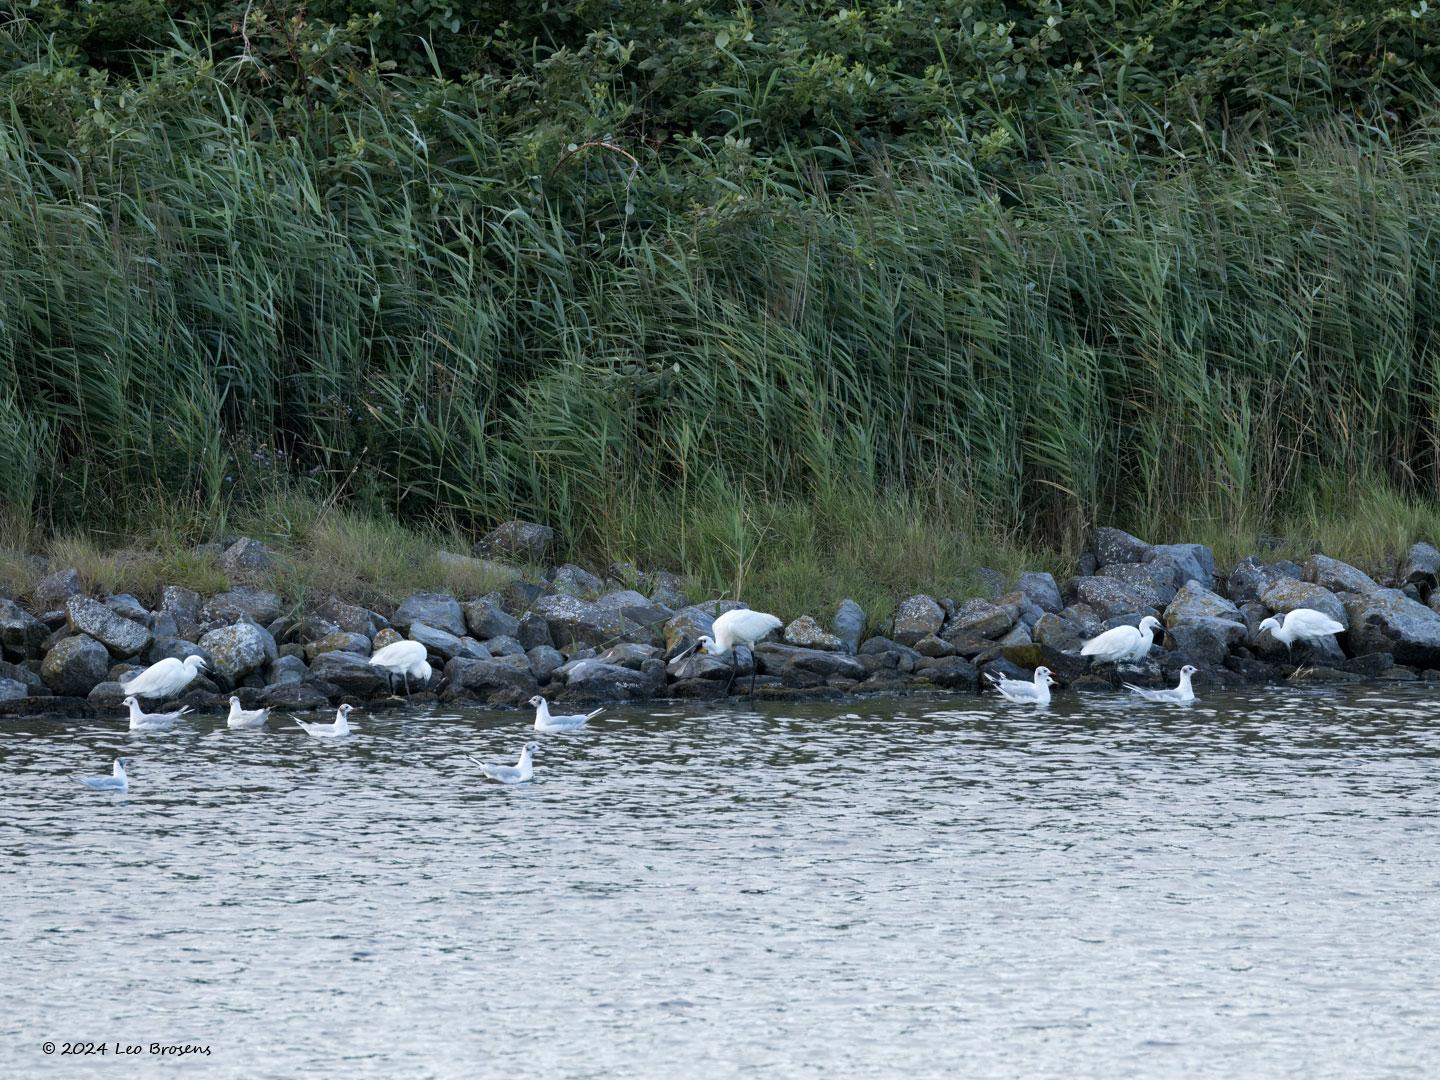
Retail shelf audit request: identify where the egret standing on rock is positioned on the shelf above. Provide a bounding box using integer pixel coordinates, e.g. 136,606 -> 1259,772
1081,615 -> 1162,664
1124,665 -> 1199,703
1258,609 -> 1345,649
986,666 -> 1057,705
688,608 -> 784,695
122,655 -> 207,701
368,640 -> 432,696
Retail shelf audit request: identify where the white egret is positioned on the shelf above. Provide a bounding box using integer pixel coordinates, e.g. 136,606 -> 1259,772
77,757 -> 130,792
468,742 -> 538,784
1124,665 -> 1198,703
368,640 -> 432,695
986,665 -> 1056,704
293,703 -> 354,739
122,655 -> 207,700
528,695 -> 602,733
1081,615 -> 1162,664
1258,609 -> 1345,648
683,607 -> 783,694
226,695 -> 270,730
122,695 -> 191,732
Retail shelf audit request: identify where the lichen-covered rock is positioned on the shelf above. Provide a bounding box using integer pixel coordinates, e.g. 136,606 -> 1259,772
754,643 -> 866,681
305,631 -> 371,661
0,599 -> 49,658
161,585 -> 202,627
648,573 -> 690,610
531,593 -> 624,649
1015,572 -> 1063,614
593,589 -> 673,641
783,615 -> 846,651
1304,554 -> 1379,596
892,595 -> 944,645
561,659 -> 663,700
1032,613 -> 1085,654
1259,578 -> 1347,628
1097,563 -> 1177,608
1164,616 -> 1247,667
1148,543 -> 1216,589
221,537 -> 272,577
312,595 -> 383,637
473,520 -> 554,563
527,645 -> 565,680
199,622 -> 278,685
831,599 -> 866,653
201,587 -> 283,626
41,634 -> 111,696
442,656 -> 537,703
913,634 -> 955,658
1165,582 -> 1243,626
1224,556 -> 1300,604
392,592 -> 466,637
463,594 -> 520,640
407,621 -> 466,660
1090,526 -> 1153,566
104,593 -> 149,621
1067,577 -> 1155,620
550,564 -> 604,598
307,651 -> 389,696
33,568 -> 82,610
1400,542 -> 1440,592
65,596 -> 151,657
946,598 -> 1015,639
1342,588 -> 1440,668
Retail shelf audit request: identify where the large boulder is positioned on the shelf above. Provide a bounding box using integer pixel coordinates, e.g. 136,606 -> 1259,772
307,650 -> 389,696
754,643 -> 866,682
1148,543 -> 1216,590
666,653 -> 734,681
1090,526 -> 1153,566
1164,617 -> 1246,667
33,567 -> 82,610
914,655 -> 981,690
1015,572 -> 1063,614
1343,589 -> 1440,668
1400,542 -> 1440,592
105,594 -> 149,621
312,595 -> 383,637
199,622 -> 278,685
1165,582 -> 1243,626
41,634 -> 111,696
392,592 -> 465,637
263,682 -> 333,710
1224,556 -> 1301,605
784,615 -> 846,651
462,595 -> 519,640
550,564 -> 604,598
560,659 -> 664,700
1067,577 -> 1154,620
161,585 -> 203,627
593,589 -> 673,641
831,599 -> 866,652
473,520 -> 554,563
1259,578 -> 1347,628
202,587 -> 283,626
527,645 -> 565,680
531,593 -> 624,649
0,599 -> 49,658
442,656 -> 537,703
516,612 -> 554,650
1097,563 -> 1178,608
1032,613 -> 1086,654
892,595 -> 945,646
65,596 -> 151,658
1304,554 -> 1379,596
945,598 -> 1015,639
407,621 -> 467,660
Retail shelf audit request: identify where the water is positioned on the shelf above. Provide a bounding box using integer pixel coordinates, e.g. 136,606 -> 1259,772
3,685 -> 1439,1078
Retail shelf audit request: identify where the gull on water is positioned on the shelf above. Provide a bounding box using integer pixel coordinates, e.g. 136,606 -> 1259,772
468,742 -> 538,784
987,665 -> 1056,704
529,695 -> 602,733
293,703 -> 354,739
368,640 -> 432,695
1125,664 -> 1199,703
226,695 -> 270,730
122,655 -> 207,700
123,695 -> 192,732
1081,615 -> 1162,664
1258,609 -> 1345,648
679,607 -> 783,694
77,757 -> 130,792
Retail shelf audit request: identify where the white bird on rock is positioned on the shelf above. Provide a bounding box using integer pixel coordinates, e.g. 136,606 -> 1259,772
686,607 -> 784,694
469,742 -> 538,784
1081,615 -> 1162,664
122,695 -> 191,732
1125,664 -> 1198,703
122,655 -> 207,700
293,703 -> 354,739
987,665 -> 1057,704
77,757 -> 130,792
529,695 -> 601,733
1258,609 -> 1345,648
368,640 -> 432,695
226,695 -> 269,730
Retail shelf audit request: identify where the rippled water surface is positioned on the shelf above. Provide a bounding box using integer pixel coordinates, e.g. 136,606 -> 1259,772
4,685 -> 1440,1078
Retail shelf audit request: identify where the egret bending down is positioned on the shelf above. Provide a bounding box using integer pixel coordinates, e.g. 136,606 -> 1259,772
1081,615 -> 1162,664
226,695 -> 270,730
1125,665 -> 1198,703
529,695 -> 602,733
987,666 -> 1056,705
469,742 -> 538,784
123,655 -> 207,701
688,607 -> 783,695
77,758 -> 130,792
293,703 -> 354,739
368,640 -> 432,696
1258,609 -> 1345,649
122,695 -> 191,732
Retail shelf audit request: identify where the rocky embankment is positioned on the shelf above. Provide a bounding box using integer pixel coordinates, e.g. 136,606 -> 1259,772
4,523 -> 1440,719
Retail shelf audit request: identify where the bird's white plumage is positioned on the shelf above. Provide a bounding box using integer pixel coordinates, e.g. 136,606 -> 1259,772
470,742 -> 538,784
698,608 -> 783,656
294,703 -> 354,738
226,695 -> 269,729
1257,608 -> 1345,647
368,640 -> 432,692
1124,665 -> 1198,703
529,695 -> 601,733
122,655 -> 207,699
123,695 -> 191,731
1081,615 -> 1162,663
77,758 -> 129,792
987,665 -> 1056,704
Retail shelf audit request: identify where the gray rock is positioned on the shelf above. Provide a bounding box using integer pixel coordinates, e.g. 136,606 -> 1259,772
146,637 -> 208,664
268,654 -> 309,687
1015,572 -> 1063,614
1090,526 -> 1153,566
596,643 -> 659,669
531,593 -> 624,649
561,659 -> 662,700
305,631 -> 371,661
754,643 -> 866,681
1164,616 -> 1246,667
999,643 -> 1088,682
914,655 -> 980,690
456,636 -> 491,660
784,615 -> 846,651
462,595 -> 520,640
975,567 -> 1007,597
221,537 -> 272,576
103,593 -> 148,621
1400,542 -> 1440,592
593,589 -> 673,640
1032,613 -> 1086,654
407,621 -> 466,660
202,587 -> 283,626
0,677 -> 27,702
199,622 -> 278,685
648,574 -> 690,610
1165,582 -> 1243,626
662,601 -> 745,654
550,564 -> 604,598
1224,556 -> 1301,604
1067,577 -> 1155,620
371,628 -> 403,651
1259,578 -> 1348,628
1148,543 -> 1216,589
392,592 -> 466,637
288,615 -> 341,643
831,599 -> 866,653
1098,563 -> 1178,608
146,610 -> 179,639
1343,589 -> 1440,668
893,595 -> 945,646
87,680 -> 130,708
33,568 -> 82,609
1305,554 -> 1379,595
473,520 -> 554,563
516,612 -> 554,651
996,622 -> 1032,647
527,645 -> 565,680
913,634 -> 955,658
307,651 -> 389,696
442,656 -> 537,703
0,659 -> 44,693
263,682 -> 333,710
65,596 -> 151,657
483,635 -> 525,659
312,596 -> 382,637
946,598 -> 1015,639
503,580 -> 546,615
0,598 -> 49,658
161,585 -> 202,626
41,634 -> 111,696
